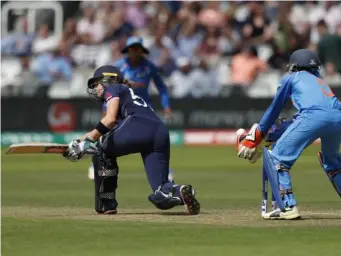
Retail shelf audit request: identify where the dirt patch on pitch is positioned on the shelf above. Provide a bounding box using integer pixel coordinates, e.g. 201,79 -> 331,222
2,206 -> 340,227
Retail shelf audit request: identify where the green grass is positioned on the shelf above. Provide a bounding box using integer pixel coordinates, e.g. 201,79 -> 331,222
2,146 -> 341,256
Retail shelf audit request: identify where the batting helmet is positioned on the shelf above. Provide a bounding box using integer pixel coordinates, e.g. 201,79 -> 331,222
87,65 -> 124,101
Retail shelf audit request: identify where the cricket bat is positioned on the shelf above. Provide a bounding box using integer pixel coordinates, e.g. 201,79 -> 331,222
6,143 -> 68,155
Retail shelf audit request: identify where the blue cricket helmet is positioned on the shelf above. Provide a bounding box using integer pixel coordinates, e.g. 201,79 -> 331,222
287,49 -> 321,73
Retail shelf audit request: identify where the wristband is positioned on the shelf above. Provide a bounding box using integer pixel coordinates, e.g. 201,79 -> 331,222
95,122 -> 110,135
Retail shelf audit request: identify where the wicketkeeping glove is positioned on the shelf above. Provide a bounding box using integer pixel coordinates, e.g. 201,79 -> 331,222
236,125 -> 274,164
237,123 -> 263,161
63,137 -> 98,162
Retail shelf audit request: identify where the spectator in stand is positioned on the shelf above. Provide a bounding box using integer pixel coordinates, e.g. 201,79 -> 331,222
32,42 -> 73,98
17,52 -> 41,96
96,39 -> 124,67
31,51 -> 54,97
241,2 -> 273,45
49,42 -> 73,80
264,1 -> 279,22
103,10 -> 134,42
95,1 -> 114,26
125,1 -> 149,30
61,18 -> 81,48
148,24 -> 177,77
1,16 -> 35,56
77,5 -> 106,44
191,59 -> 220,98
273,3 -> 299,54
324,62 -> 341,87
218,24 -> 241,57
169,57 -> 194,98
172,9 -> 204,59
4,1 -> 341,99
324,1 -> 341,34
267,43 -> 290,71
32,24 -> 60,54
197,2 -> 225,58
197,27 -> 221,57
163,1 -> 183,15
316,19 -> 341,74
1,52 -> 40,96
230,45 -> 268,87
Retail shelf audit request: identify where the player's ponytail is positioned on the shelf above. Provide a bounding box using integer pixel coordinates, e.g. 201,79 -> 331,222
122,78 -> 133,88
286,64 -> 320,74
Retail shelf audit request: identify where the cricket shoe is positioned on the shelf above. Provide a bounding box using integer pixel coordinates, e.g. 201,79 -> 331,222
96,199 -> 118,215
180,185 -> 200,215
98,209 -> 117,215
263,206 -> 301,220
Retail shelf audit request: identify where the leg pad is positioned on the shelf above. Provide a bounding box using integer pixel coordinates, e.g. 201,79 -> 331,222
262,148 -> 285,211
93,149 -> 119,213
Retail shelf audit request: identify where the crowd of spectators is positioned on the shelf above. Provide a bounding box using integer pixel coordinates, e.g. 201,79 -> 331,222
2,1 -> 341,98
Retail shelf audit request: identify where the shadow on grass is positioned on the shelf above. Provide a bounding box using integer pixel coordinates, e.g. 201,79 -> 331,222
114,211 -> 210,216
38,211 -> 211,217
301,216 -> 341,220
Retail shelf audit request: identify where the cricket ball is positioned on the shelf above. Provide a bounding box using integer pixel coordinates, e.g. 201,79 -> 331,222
236,128 -> 246,136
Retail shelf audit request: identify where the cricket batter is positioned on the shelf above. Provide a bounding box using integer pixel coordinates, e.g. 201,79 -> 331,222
64,65 -> 200,215
237,49 -> 341,220
88,36 -> 174,181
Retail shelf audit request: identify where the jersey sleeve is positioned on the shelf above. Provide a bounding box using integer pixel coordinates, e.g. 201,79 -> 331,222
150,62 -> 170,109
103,86 -> 120,103
258,74 -> 293,135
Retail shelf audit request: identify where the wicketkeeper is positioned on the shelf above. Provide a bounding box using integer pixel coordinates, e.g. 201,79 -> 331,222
237,49 -> 341,220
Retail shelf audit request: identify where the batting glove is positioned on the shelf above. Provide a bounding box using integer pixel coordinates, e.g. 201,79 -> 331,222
63,137 -> 97,162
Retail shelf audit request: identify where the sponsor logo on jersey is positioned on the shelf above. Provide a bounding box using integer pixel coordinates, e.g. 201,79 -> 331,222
105,92 -> 113,101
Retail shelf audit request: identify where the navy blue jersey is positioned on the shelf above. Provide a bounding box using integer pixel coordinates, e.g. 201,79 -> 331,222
102,83 -> 158,120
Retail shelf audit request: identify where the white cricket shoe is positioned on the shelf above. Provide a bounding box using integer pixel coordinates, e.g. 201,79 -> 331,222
263,206 -> 301,220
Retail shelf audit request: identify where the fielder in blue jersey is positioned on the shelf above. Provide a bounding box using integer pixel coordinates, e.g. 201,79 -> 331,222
114,36 -> 172,118
237,49 -> 341,220
64,65 -> 200,215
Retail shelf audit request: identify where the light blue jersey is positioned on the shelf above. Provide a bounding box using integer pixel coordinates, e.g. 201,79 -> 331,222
249,49 -> 341,212
258,71 -> 341,134
114,57 -> 170,109
257,70 -> 341,209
